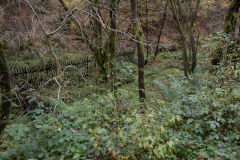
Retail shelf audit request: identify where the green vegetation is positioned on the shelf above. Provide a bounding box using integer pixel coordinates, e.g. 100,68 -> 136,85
1,0 -> 240,159
1,50 -> 240,159
6,52 -> 88,69
0,40 -> 12,135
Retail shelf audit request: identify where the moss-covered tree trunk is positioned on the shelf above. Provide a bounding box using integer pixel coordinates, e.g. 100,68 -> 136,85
130,0 -> 146,101
109,0 -> 117,92
188,0 -> 200,72
170,0 -> 190,77
212,0 -> 240,66
90,0 -> 110,81
0,41 -> 12,135
92,0 -> 107,76
59,0 -> 110,80
224,0 -> 240,34
169,0 -> 200,75
224,0 -> 240,64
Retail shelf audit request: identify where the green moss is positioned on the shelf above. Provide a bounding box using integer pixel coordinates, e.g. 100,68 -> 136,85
135,23 -> 145,56
223,0 -> 240,34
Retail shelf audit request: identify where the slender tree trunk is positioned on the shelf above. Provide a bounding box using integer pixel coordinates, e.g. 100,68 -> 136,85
92,0 -> 110,80
59,0 -> 109,80
190,32 -> 199,72
154,1 -> 169,59
180,37 -> 190,77
188,0 -> 200,72
0,41 -> 12,135
145,0 -> 149,64
25,0 -> 62,77
170,0 -> 190,77
130,0 -> 146,101
109,0 -> 117,92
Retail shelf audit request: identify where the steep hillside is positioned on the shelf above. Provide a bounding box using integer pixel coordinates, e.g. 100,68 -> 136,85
0,0 -> 229,55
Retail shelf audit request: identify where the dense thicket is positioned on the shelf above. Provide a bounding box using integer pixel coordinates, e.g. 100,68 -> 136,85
0,0 -> 240,159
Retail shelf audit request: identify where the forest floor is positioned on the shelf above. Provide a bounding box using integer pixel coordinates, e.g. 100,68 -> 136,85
36,50 -> 208,104
1,49 -> 240,160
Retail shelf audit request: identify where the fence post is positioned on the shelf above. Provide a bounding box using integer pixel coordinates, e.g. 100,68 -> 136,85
86,56 -> 89,76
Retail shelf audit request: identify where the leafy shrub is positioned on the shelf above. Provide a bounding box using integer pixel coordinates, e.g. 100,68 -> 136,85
116,61 -> 136,85
0,90 -> 175,160
1,64 -> 240,160
153,67 -> 240,159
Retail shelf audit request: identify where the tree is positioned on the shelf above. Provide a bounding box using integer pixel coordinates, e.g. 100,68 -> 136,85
154,0 -> 169,59
145,0 -> 149,64
213,0 -> 240,65
90,0 -> 109,80
170,0 -> 200,77
0,40 -> 12,135
59,0 -> 117,82
109,0 -> 118,92
130,0 -> 146,101
224,0 -> 240,34
188,0 -> 200,72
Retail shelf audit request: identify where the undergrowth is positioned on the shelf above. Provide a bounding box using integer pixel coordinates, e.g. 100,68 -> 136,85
0,62 -> 240,160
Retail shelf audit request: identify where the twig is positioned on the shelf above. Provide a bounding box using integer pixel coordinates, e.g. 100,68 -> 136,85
24,0 -> 62,77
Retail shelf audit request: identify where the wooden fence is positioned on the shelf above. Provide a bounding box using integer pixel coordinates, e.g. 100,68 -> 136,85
10,51 -> 135,88
12,56 -> 93,79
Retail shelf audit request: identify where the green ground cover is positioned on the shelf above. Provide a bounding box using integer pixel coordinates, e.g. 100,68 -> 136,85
1,51 -> 240,160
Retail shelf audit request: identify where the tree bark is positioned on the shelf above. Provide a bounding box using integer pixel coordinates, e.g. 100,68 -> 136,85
0,41 -> 12,135
188,0 -> 200,72
145,0 -> 149,64
92,0 -> 109,80
130,0 -> 146,101
59,0 -> 109,80
25,0 -> 62,77
212,0 -> 240,65
224,0 -> 240,34
109,0 -> 117,92
170,0 -> 190,77
154,1 -> 169,59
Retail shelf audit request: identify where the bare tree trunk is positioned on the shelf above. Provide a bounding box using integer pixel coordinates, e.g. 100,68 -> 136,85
25,0 -> 62,77
109,0 -> 117,92
145,0 -> 149,64
130,0 -> 146,101
154,1 -> 169,59
188,0 -> 200,72
190,33 -> 199,72
0,41 -> 12,135
170,0 -> 190,77
59,0 -> 109,80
